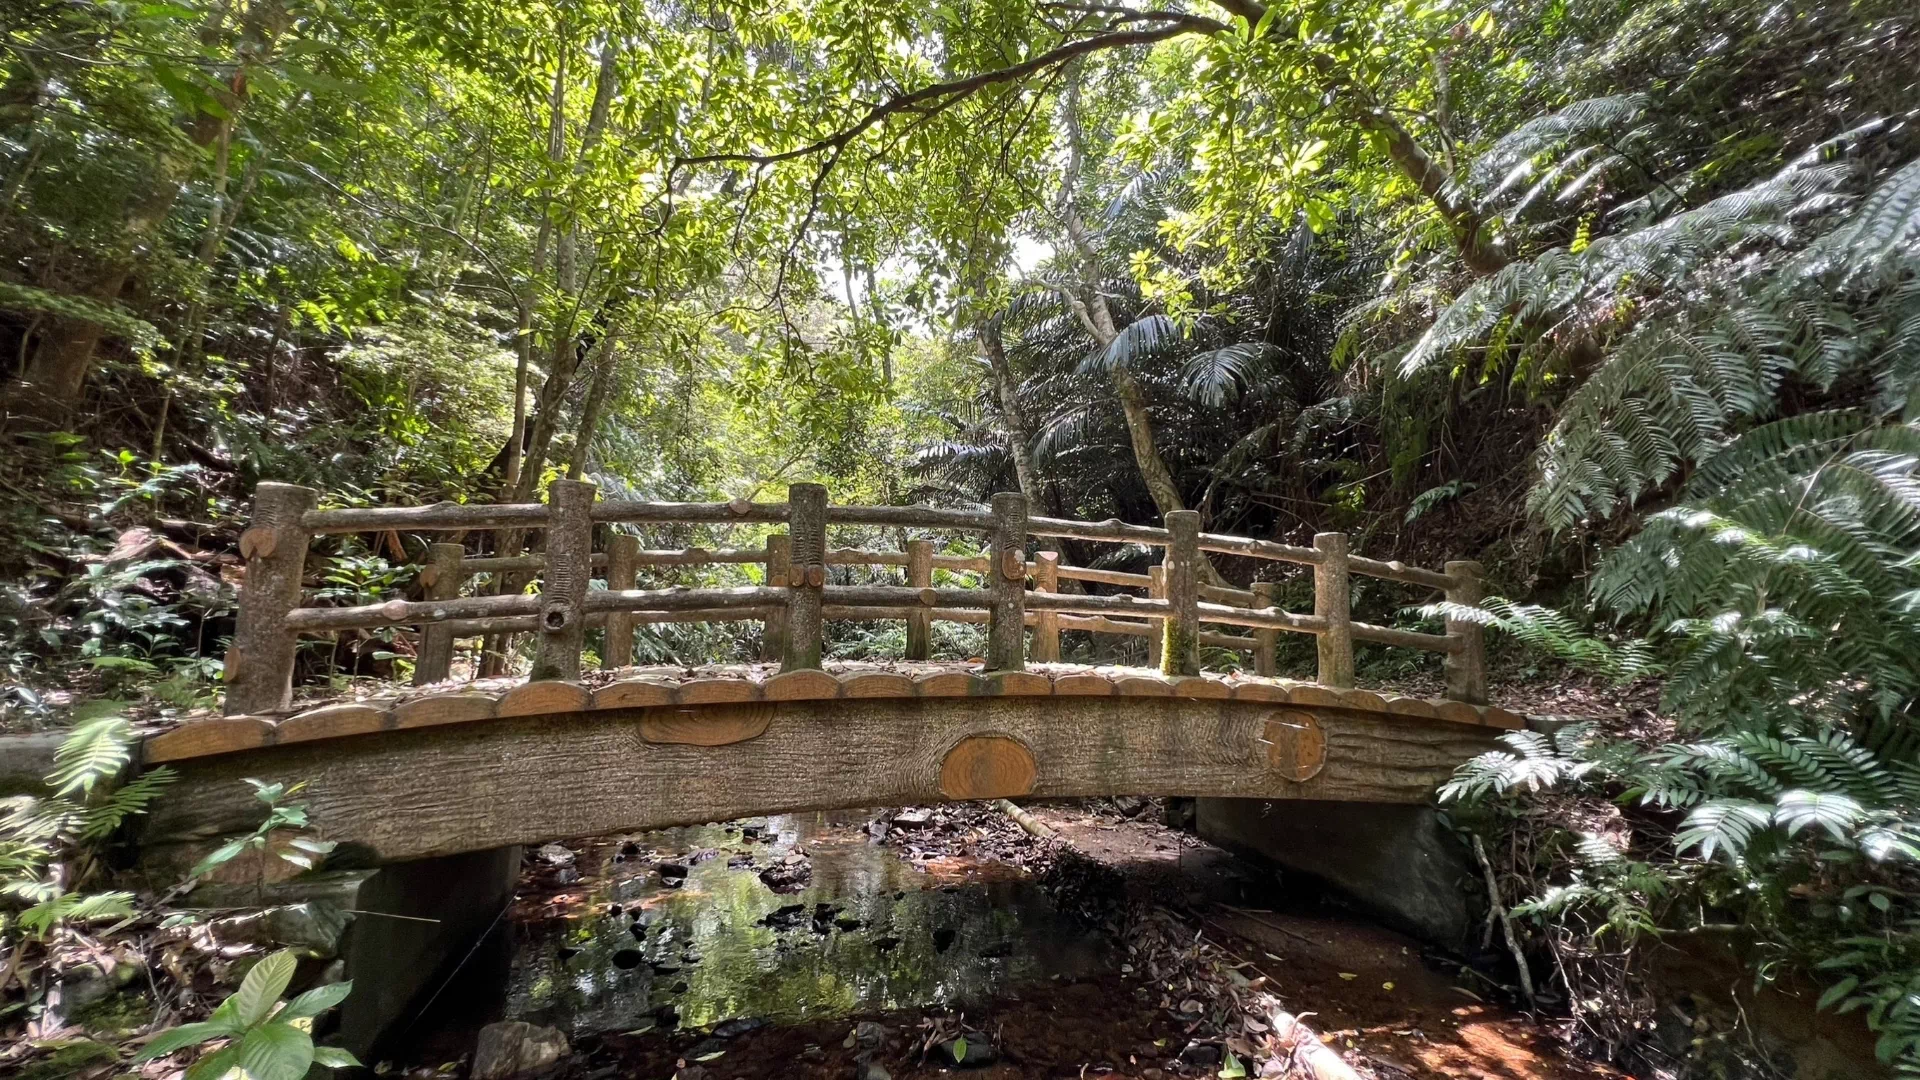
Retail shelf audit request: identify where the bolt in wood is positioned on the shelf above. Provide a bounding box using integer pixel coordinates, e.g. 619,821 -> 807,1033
1031,550 -> 1061,662
906,538 -> 934,661
530,479 -> 596,682
603,533 -> 639,669
783,484 -> 828,671
986,492 -> 1028,672
1444,559 -> 1488,703
1253,580 -> 1279,677
225,482 -> 318,715
1161,510 -> 1202,677
413,543 -> 465,685
1147,564 -> 1166,669
1313,531 -> 1354,688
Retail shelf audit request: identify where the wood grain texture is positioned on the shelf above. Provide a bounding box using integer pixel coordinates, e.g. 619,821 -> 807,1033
498,681 -> 593,717
988,671 -> 1051,696
677,678 -> 760,704
142,695 -> 1497,865
1051,672 -> 1114,695
277,704 -> 387,745
593,678 -> 676,709
639,703 -> 774,746
392,693 -> 496,730
146,717 -> 275,763
1263,710 -> 1328,782
940,734 -> 1038,799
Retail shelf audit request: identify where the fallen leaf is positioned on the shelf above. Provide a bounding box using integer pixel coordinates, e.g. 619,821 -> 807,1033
1338,972 -> 1358,980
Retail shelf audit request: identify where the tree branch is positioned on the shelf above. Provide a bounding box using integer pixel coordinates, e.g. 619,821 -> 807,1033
671,18 -> 1223,172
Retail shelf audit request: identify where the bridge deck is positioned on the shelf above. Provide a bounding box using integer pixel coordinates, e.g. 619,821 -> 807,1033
138,664 -> 1520,872
145,662 -> 1522,764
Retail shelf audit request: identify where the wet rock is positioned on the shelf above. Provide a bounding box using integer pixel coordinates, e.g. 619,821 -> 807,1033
845,1021 -> 888,1050
872,935 -> 901,952
935,1033 -> 997,1067
1177,1040 -> 1220,1067
932,927 -> 956,952
649,961 -> 680,975
536,842 -> 576,866
655,861 -> 690,881
472,1021 -> 570,1080
712,1017 -> 766,1038
680,948 -> 702,964
618,841 -> 641,858
629,923 -> 647,941
610,949 -> 645,970
653,1003 -> 680,1029
690,848 -> 721,864
209,902 -> 353,958
892,809 -> 933,828
726,854 -> 755,869
684,1036 -> 729,1061
866,816 -> 890,842
855,1062 -> 892,1080
834,914 -> 863,931
761,903 -> 809,930
1112,795 -> 1153,818
671,980 -> 688,993
758,860 -> 812,894
977,940 -> 1012,958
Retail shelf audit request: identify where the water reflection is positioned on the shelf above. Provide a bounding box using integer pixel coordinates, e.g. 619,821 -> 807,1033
507,811 -> 1110,1036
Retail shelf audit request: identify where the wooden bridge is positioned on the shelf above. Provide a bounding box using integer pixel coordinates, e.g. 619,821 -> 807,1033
139,481 -> 1518,869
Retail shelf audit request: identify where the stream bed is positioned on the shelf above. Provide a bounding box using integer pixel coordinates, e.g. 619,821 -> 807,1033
397,803 -> 1619,1080
504,811 -> 1111,1037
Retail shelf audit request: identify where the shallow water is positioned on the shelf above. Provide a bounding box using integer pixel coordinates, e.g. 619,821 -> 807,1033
504,811 -> 1111,1037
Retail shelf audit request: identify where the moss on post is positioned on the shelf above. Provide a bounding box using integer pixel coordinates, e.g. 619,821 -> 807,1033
530,479 -> 595,682
1160,510 -> 1201,677
783,485 -> 827,671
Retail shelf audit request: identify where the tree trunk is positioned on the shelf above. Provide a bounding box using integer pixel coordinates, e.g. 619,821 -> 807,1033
567,323 -> 621,480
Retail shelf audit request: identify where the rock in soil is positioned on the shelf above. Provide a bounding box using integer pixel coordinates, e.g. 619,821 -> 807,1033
935,1033 -> 998,1067
854,1061 -> 891,1080
472,1021 -> 570,1080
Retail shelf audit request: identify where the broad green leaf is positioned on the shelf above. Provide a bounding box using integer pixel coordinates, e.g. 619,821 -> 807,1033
312,1046 -> 363,1069
191,838 -> 250,879
185,1043 -> 242,1080
278,980 -> 354,1020
237,1021 -> 315,1080
136,1021 -> 231,1060
235,951 -> 299,1027
1818,976 -> 1860,1011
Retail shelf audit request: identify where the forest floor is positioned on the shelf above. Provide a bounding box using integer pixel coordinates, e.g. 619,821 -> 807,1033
410,799 -> 1620,1080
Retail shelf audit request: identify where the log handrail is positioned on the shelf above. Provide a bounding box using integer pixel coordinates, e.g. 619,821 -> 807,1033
229,481 -> 1489,715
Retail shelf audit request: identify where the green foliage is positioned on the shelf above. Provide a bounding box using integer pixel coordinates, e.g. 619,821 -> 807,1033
135,950 -> 360,1079
191,780 -> 337,881
1,717 -> 173,940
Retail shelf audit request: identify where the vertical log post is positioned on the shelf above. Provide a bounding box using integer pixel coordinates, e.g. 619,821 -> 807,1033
783,484 -> 828,671
530,478 -> 596,682
986,492 -> 1028,672
1031,550 -> 1061,662
1252,580 -> 1278,678
603,533 -> 639,669
1147,565 -> 1165,669
1161,510 -> 1202,677
1444,560 -> 1489,704
760,533 -> 791,663
412,542 -> 464,686
1313,531 -> 1354,688
905,538 -> 933,661
226,482 -> 317,715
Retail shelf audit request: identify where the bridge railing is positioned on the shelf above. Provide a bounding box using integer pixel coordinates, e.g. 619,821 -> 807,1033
224,480 -> 1485,717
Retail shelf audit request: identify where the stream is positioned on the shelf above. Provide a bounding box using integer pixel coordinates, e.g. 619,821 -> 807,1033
395,803 -> 1616,1080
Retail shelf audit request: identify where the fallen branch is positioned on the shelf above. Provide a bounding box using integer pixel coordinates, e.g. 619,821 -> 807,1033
991,798 -> 1057,839
1473,833 -> 1537,1009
